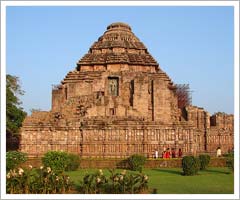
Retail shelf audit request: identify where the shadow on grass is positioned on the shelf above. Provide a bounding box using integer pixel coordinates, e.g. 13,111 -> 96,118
151,168 -> 183,175
203,168 -> 230,175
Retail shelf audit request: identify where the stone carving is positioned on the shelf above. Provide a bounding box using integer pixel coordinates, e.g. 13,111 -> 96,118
76,105 -> 88,117
108,78 -> 118,96
53,112 -> 63,120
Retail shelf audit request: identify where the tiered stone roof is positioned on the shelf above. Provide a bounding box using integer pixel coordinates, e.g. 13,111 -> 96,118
77,22 -> 158,68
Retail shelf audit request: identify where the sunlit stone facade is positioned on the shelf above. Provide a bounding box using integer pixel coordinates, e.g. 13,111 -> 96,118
20,22 -> 234,157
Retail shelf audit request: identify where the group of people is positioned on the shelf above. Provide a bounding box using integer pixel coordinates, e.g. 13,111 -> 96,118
154,148 -> 183,159
153,146 -> 231,159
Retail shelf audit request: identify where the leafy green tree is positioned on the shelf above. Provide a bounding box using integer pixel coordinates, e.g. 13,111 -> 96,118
6,74 -> 27,150
6,74 -> 26,135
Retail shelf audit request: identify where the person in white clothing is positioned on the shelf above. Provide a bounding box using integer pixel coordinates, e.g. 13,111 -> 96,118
217,147 -> 221,157
155,149 -> 159,159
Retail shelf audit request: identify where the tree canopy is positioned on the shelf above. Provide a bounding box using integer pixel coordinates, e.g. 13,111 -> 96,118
6,74 -> 27,136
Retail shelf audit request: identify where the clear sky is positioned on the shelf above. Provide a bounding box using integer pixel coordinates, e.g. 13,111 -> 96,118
6,6 -> 234,115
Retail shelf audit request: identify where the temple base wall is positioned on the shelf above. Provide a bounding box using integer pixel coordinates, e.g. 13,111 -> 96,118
20,123 -> 233,158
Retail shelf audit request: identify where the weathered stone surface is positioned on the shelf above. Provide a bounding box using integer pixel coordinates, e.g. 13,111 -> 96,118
20,22 -> 234,158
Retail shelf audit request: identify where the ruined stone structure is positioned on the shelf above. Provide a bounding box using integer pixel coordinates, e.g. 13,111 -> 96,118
20,22 -> 234,158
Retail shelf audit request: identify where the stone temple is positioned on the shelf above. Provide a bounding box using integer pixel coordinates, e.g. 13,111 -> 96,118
20,22 -> 234,158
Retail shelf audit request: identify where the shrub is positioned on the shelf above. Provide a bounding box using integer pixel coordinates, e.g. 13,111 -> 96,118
226,153 -> 234,172
223,152 -> 234,158
182,156 -> 200,176
127,154 -> 146,172
6,151 -> 27,171
6,166 -> 73,194
42,151 -> 69,173
199,154 -> 210,170
42,151 -> 80,172
66,153 -> 80,171
78,169 -> 107,194
78,169 -> 149,194
108,169 -> 148,194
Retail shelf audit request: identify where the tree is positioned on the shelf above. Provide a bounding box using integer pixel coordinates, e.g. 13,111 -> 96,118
6,74 -> 27,150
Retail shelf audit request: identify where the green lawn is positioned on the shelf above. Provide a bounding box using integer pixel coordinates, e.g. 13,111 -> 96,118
66,167 -> 233,194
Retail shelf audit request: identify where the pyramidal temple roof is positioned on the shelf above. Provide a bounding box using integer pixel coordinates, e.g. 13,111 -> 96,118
77,22 -> 159,69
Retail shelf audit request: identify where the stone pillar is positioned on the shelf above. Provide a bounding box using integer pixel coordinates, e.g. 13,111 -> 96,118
175,128 -> 179,151
189,129 -> 195,155
143,129 -> 148,157
204,129 -> 209,152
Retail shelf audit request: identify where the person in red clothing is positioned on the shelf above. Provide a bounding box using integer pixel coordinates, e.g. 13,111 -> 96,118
178,148 -> 183,158
162,150 -> 166,158
166,148 -> 170,159
171,148 -> 176,158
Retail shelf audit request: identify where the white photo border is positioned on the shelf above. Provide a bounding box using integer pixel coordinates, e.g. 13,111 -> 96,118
1,1 -> 239,199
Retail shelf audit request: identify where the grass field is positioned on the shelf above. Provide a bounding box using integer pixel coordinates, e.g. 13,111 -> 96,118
66,167 -> 233,194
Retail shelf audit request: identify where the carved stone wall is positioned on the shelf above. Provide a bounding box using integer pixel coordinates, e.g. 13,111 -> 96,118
207,113 -> 234,153
21,119 -> 197,158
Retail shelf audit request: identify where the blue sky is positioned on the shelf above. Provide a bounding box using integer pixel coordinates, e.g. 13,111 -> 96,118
6,6 -> 234,115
